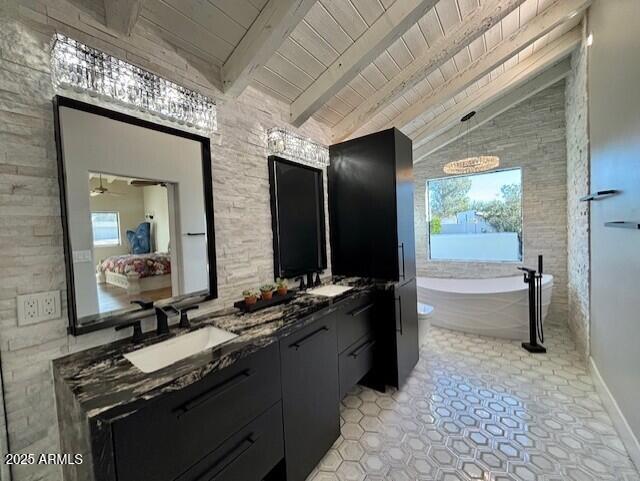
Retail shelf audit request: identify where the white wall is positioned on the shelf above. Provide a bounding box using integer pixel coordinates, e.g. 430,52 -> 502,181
0,5 -> 330,481
143,185 -> 171,253
588,0 -> 640,464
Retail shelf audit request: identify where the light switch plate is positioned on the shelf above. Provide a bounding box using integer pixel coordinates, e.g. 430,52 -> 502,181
72,250 -> 93,263
17,291 -> 61,325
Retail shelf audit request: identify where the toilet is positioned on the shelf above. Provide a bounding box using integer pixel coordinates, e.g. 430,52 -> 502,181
417,303 -> 434,347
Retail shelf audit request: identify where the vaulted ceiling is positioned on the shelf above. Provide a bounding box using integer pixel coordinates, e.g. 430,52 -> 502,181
103,0 -> 589,159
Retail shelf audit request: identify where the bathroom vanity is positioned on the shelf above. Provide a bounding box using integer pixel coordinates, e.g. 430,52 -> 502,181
53,279 -> 394,481
52,100 -> 419,481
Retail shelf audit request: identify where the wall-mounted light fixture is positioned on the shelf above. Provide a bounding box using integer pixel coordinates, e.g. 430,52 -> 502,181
50,34 -> 217,133
267,128 -> 329,168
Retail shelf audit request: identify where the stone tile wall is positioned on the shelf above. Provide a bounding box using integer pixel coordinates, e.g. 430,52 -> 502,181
565,31 -> 591,360
413,82 -> 569,324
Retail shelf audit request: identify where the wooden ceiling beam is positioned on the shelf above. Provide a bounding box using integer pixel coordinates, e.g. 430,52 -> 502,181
412,31 -> 579,162
221,0 -> 318,97
289,0 -> 439,127
382,0 -> 590,132
104,0 -> 144,36
330,0 -> 528,142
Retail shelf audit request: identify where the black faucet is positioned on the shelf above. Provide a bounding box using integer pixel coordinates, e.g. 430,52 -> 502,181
295,276 -> 306,291
115,320 -> 144,344
130,299 -> 154,310
154,305 -> 178,335
178,305 -> 199,329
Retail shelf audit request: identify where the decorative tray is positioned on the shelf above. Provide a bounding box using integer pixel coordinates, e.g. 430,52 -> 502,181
233,291 -> 297,313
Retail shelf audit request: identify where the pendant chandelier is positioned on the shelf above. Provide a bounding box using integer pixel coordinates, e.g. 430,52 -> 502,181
443,111 -> 499,175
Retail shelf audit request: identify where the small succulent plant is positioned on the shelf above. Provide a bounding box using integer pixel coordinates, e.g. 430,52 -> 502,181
260,284 -> 275,293
276,278 -> 288,289
243,289 -> 259,298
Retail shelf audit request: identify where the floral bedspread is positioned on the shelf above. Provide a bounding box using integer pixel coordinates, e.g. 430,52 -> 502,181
98,253 -> 171,279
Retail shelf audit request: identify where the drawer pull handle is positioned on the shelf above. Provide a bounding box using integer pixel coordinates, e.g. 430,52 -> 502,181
349,303 -> 374,317
350,339 -> 376,358
195,433 -> 260,481
175,369 -> 255,417
289,326 -> 329,350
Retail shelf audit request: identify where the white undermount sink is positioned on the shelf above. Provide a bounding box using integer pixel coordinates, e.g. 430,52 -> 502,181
306,284 -> 353,298
124,326 -> 238,373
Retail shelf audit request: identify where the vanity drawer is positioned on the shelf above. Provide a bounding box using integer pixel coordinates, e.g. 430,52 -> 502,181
339,334 -> 377,399
336,294 -> 376,353
112,342 -> 281,481
176,401 -> 284,481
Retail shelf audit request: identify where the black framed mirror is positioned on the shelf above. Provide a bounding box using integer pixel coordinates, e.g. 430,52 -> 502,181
268,156 -> 327,279
53,96 -> 217,335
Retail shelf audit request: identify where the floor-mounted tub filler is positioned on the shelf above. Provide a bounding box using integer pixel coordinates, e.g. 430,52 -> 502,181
417,275 -> 553,340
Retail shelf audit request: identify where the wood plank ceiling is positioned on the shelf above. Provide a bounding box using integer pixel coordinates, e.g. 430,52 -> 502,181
105,0 -> 589,157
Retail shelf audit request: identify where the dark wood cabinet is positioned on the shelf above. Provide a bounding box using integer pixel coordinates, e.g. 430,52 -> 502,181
329,128 -> 419,389
280,315 -> 340,481
336,294 -> 375,353
377,279 -> 419,388
175,402 -> 284,481
111,343 -> 282,481
328,128 -> 415,281
339,334 -> 377,399
393,279 -> 419,387
394,131 -> 416,282
103,293 -> 393,481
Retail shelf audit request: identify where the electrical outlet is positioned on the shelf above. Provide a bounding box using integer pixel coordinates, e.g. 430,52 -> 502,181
17,290 -> 61,325
40,292 -> 58,318
23,297 -> 38,321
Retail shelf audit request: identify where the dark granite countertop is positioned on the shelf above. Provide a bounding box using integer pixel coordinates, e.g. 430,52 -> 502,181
53,277 -> 394,423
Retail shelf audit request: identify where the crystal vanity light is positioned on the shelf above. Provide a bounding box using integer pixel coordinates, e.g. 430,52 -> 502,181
267,128 -> 330,168
50,34 -> 217,133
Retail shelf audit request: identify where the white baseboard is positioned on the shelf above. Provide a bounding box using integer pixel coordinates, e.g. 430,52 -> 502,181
589,356 -> 640,470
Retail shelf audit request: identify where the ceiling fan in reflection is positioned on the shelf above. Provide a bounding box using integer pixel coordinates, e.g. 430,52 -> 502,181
129,179 -> 167,188
90,174 -> 122,197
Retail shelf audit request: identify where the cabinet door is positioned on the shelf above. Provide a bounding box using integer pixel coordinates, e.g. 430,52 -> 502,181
328,129 -> 398,279
112,343 -> 281,481
175,402 -> 284,481
394,279 -> 419,387
394,130 -> 416,281
280,315 -> 340,481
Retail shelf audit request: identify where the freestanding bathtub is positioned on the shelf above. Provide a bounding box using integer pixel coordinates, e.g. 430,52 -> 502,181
417,275 -> 553,340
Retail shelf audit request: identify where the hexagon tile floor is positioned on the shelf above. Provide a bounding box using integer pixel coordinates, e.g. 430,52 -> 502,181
307,323 -> 640,481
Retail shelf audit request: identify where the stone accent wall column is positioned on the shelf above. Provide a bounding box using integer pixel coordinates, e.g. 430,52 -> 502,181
565,28 -> 590,360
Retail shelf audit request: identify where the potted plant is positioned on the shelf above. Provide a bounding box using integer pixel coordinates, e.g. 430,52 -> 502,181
276,278 -> 288,296
260,284 -> 275,301
243,289 -> 259,306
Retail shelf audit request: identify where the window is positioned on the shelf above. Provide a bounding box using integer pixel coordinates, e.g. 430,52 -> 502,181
91,212 -> 120,246
426,168 -> 522,262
